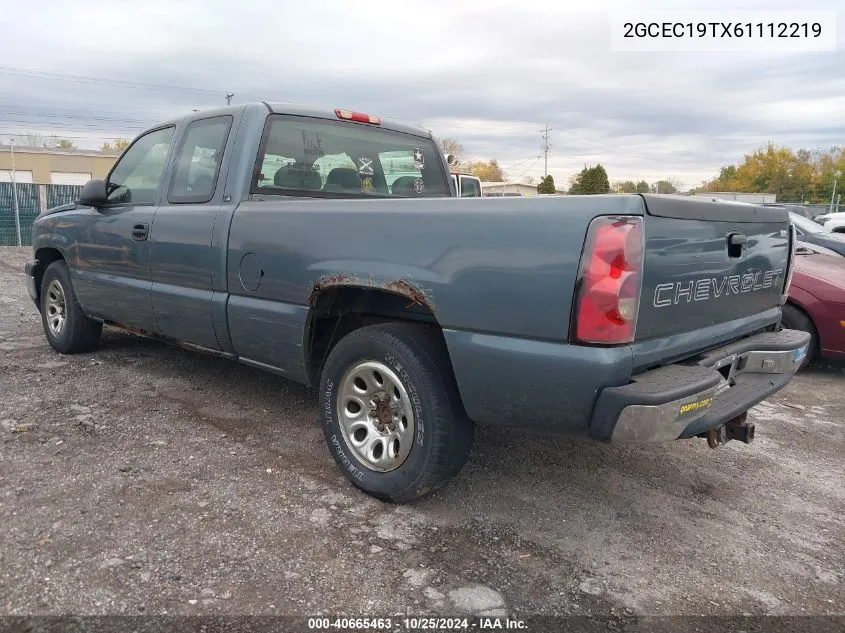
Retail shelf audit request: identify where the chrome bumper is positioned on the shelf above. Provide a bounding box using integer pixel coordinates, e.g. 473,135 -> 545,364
590,328 -> 811,444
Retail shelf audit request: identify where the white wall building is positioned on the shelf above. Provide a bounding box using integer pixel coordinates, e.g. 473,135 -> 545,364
693,192 -> 777,204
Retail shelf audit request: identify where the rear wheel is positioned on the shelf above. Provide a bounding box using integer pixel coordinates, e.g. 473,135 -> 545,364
319,322 -> 473,503
40,261 -> 102,354
781,304 -> 817,369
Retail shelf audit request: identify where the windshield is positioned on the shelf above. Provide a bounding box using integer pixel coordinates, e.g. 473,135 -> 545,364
790,212 -> 825,234
253,115 -> 449,198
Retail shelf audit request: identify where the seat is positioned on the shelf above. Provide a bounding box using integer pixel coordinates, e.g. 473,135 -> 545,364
323,168 -> 362,193
189,173 -> 215,197
391,176 -> 421,196
274,164 -> 322,191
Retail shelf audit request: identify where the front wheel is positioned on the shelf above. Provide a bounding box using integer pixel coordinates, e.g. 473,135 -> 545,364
319,322 -> 473,503
40,260 -> 102,354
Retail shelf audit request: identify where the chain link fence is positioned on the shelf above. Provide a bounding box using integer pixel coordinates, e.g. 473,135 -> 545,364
0,183 -> 82,246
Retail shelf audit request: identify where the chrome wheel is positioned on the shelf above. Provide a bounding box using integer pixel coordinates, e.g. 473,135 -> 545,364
337,360 -> 415,472
45,279 -> 67,337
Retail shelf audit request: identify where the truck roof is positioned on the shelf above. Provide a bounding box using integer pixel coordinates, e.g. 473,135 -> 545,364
153,102 -> 431,140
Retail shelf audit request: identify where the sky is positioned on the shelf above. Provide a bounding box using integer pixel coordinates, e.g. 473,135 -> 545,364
0,0 -> 842,190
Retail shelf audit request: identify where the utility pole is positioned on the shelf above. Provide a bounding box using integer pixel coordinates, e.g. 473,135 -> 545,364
9,138 -> 22,247
540,125 -> 552,178
830,170 -> 841,214
225,93 -> 235,106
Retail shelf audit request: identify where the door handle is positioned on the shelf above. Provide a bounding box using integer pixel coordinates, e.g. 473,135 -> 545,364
131,223 -> 149,241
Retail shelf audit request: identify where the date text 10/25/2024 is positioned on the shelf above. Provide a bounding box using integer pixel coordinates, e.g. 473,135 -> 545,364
307,616 -> 529,630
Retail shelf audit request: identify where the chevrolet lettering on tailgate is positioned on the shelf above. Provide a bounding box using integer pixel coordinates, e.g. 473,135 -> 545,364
653,269 -> 785,308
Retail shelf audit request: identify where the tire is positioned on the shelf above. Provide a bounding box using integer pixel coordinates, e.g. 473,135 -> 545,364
781,304 -> 817,370
319,322 -> 474,503
40,260 -> 102,354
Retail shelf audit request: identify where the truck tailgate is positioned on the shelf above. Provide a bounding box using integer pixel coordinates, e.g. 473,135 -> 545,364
636,195 -> 791,341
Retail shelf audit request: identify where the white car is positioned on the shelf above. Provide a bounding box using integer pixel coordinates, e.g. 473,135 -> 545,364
814,211 -> 845,232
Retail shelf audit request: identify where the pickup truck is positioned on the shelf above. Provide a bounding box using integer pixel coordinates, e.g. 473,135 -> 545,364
25,102 -> 810,502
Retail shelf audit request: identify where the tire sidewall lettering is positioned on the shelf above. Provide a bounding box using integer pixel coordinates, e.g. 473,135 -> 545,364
385,352 -> 424,448
324,377 -> 363,481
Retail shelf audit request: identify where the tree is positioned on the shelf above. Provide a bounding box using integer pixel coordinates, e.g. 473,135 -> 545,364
436,138 -> 466,166
653,179 -> 677,194
56,139 -> 76,150
100,138 -> 130,153
568,164 -> 610,195
699,142 -> 844,203
635,180 -> 650,194
18,132 -> 46,147
537,175 -> 556,194
470,159 -> 504,182
615,180 -> 637,193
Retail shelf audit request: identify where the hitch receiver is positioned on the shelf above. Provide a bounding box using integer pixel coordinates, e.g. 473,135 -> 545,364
701,412 -> 756,448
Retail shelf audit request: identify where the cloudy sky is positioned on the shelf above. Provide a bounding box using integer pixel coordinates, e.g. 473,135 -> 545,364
0,0 -> 842,190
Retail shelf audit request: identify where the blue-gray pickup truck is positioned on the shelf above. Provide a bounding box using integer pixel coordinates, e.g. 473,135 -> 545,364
24,102 -> 810,502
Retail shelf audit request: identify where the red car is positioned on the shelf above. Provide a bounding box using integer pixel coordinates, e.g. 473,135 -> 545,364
782,243 -> 845,368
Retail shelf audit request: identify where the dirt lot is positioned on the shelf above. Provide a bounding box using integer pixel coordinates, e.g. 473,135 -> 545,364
1,246 -> 843,624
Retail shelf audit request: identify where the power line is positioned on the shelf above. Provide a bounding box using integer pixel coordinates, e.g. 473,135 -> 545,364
0,131 -> 131,141
0,65 -> 228,96
0,109 -> 158,125
0,119 -> 148,131
514,155 -> 542,180
500,154 -> 542,171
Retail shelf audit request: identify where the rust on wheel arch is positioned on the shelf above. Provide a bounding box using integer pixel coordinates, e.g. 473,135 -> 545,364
308,274 -> 435,311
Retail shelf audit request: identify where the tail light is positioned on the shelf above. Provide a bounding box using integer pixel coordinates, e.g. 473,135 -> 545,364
781,223 -> 797,303
570,215 -> 644,345
335,109 -> 381,125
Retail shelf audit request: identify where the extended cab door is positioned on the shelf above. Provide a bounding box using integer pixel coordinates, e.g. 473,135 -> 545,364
148,115 -> 236,349
73,126 -> 176,330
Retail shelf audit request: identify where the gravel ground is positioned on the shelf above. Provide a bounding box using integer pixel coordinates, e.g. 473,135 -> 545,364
1,246 -> 843,624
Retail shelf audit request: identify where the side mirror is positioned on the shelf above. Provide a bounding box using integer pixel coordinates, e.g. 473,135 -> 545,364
78,179 -> 109,207
445,153 -> 459,167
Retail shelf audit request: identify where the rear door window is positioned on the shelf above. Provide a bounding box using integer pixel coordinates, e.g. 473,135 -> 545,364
252,115 -> 449,198
168,116 -> 233,204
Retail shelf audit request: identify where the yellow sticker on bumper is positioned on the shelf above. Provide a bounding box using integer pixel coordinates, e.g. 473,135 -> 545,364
678,397 -> 713,416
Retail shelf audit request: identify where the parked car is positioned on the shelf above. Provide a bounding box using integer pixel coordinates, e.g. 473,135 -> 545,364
782,243 -> 845,368
789,212 -> 845,257
814,212 -> 845,232
762,203 -> 816,220
794,240 -> 841,258
24,102 -> 809,502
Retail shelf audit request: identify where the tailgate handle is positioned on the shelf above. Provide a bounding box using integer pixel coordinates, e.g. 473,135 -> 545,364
727,232 -> 747,258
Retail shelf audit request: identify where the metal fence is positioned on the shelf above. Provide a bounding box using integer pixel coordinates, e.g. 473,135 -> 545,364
0,183 -> 82,246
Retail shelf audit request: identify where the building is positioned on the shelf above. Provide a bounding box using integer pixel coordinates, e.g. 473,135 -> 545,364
692,191 -> 777,204
0,145 -> 118,185
481,181 -> 566,197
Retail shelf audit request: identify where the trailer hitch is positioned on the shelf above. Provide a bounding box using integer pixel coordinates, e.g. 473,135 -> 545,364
702,412 -> 756,448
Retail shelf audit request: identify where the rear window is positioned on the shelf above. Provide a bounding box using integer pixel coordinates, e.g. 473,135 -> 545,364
252,115 -> 449,198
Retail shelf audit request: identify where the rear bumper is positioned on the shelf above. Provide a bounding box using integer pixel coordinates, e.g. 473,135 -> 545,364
24,260 -> 38,306
590,328 -> 811,443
